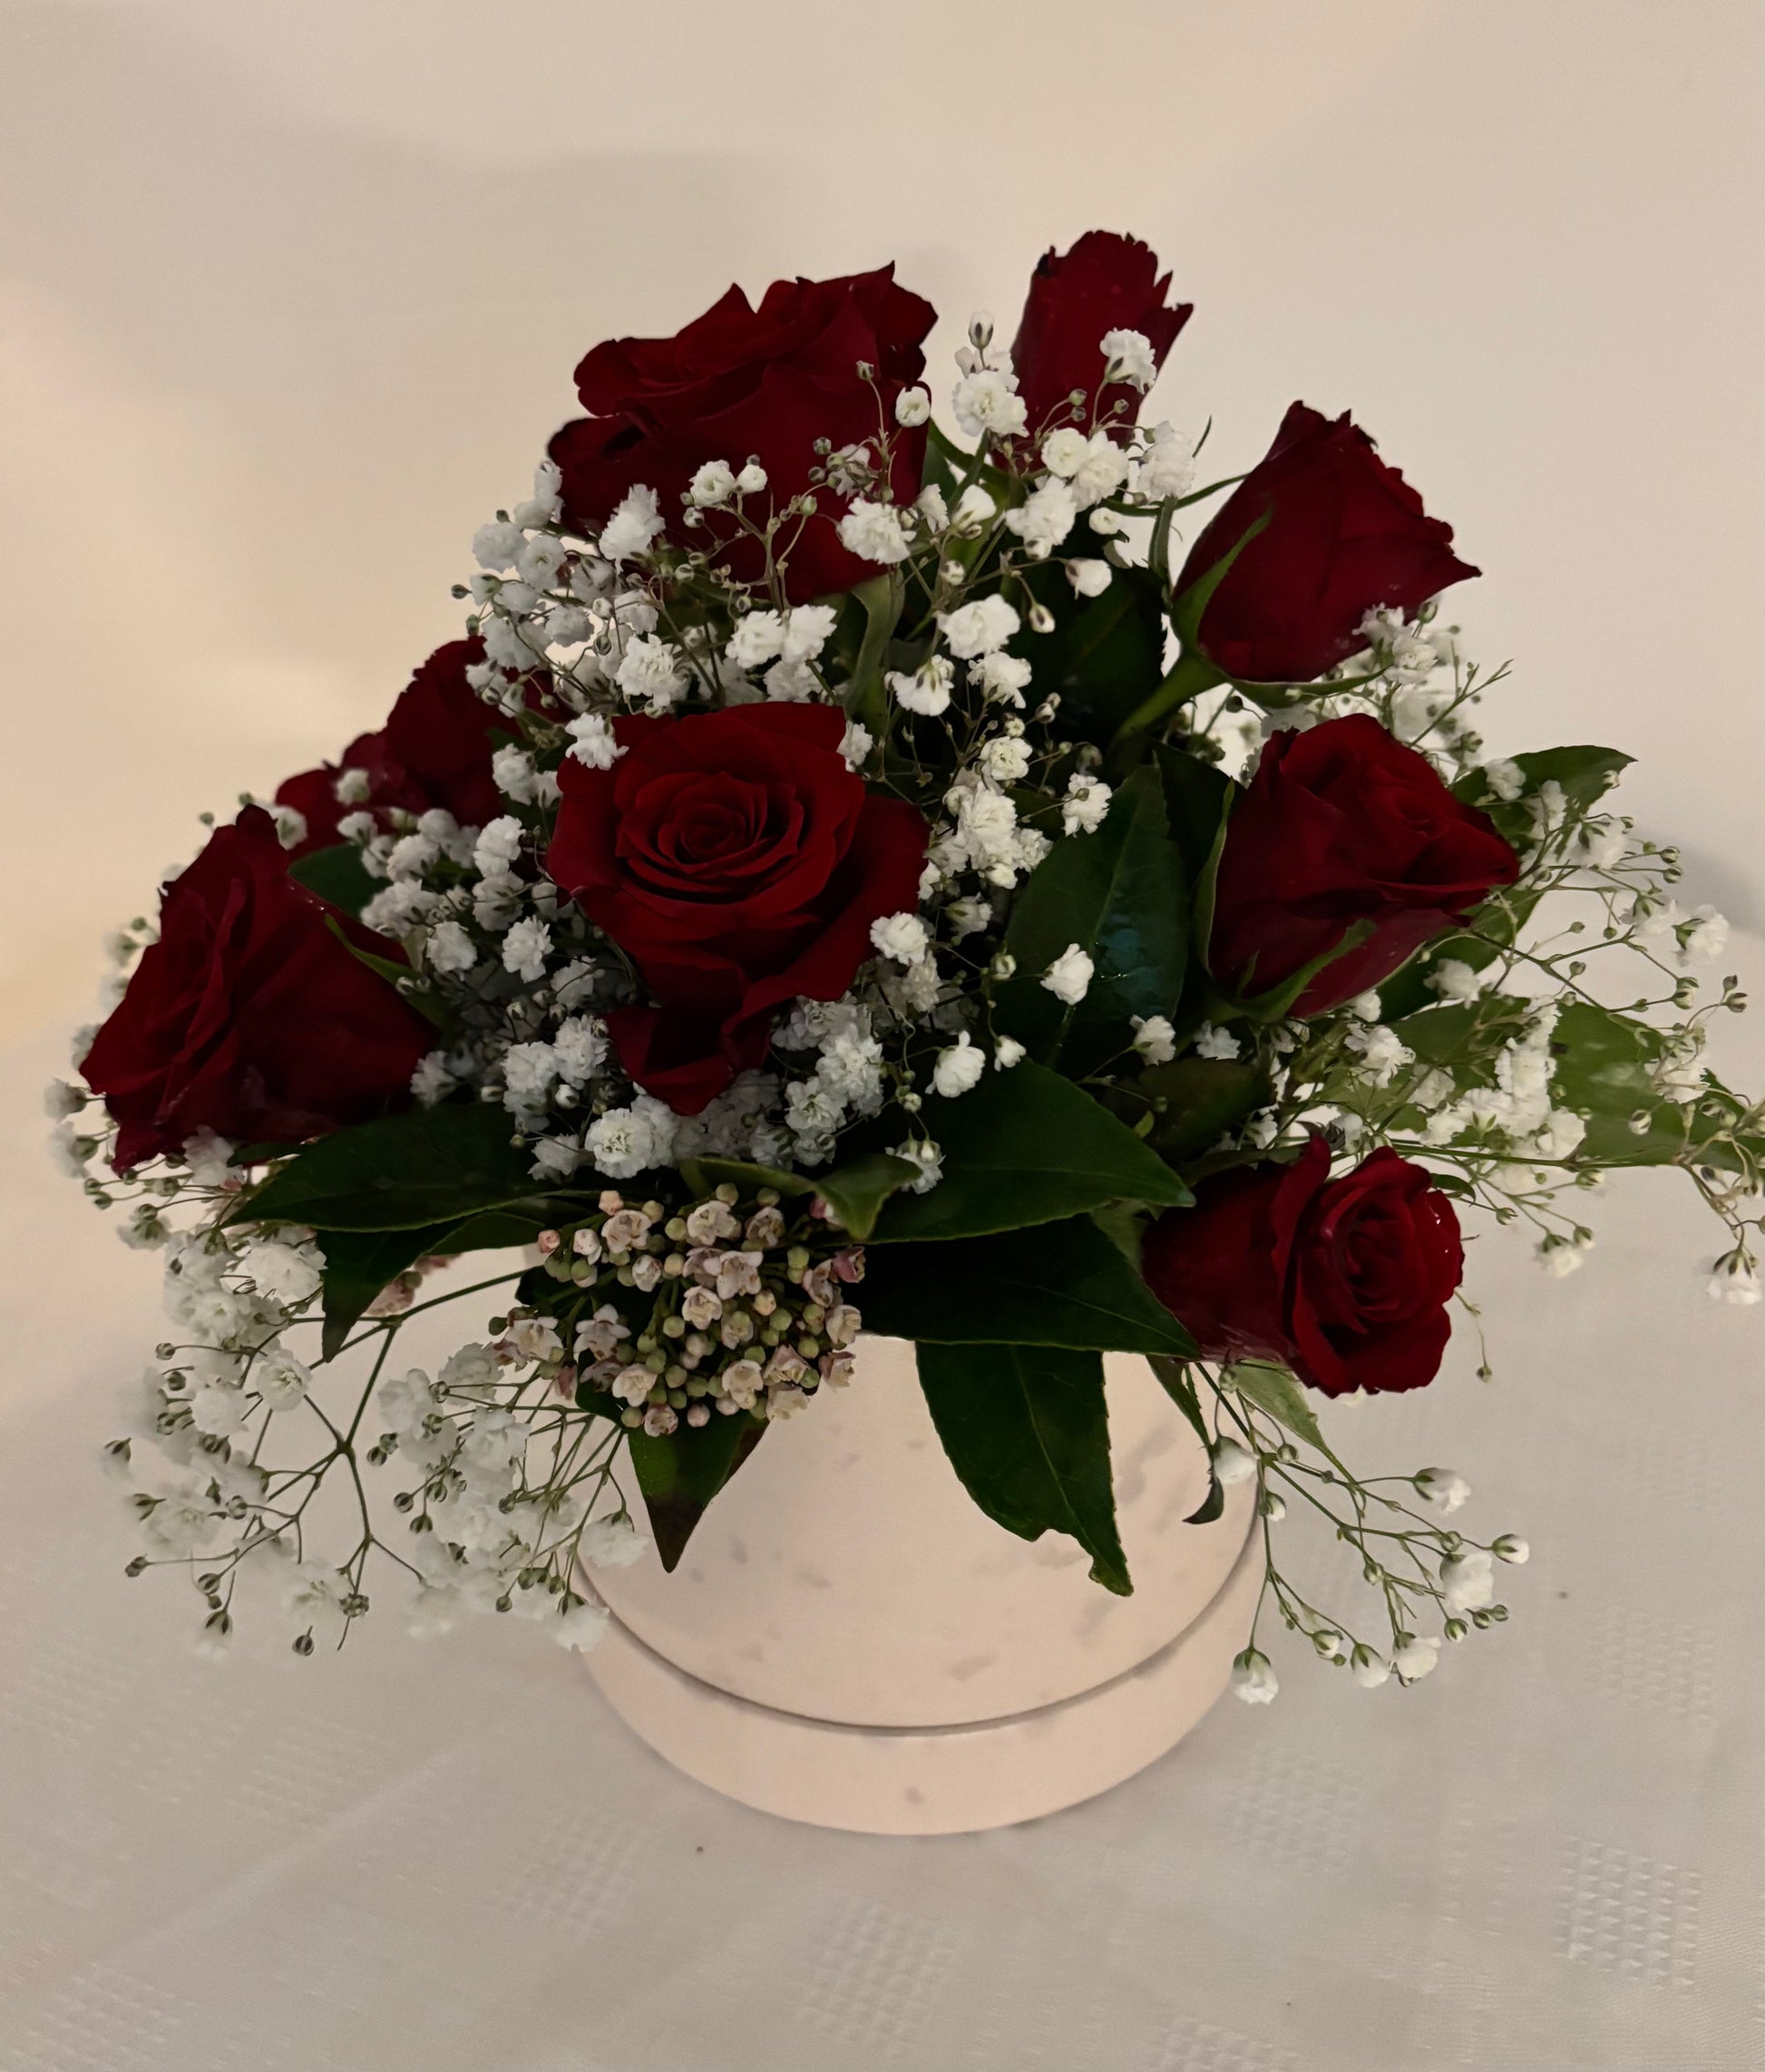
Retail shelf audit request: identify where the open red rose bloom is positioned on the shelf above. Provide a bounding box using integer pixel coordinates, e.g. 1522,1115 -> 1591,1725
548,705 -> 927,1112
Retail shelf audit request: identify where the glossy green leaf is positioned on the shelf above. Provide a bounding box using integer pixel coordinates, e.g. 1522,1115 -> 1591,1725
871,1060 -> 1191,1243
1136,1056 -> 1273,1162
627,1415 -> 767,1571
861,1216 -> 1196,1356
1548,1001 -> 1763,1173
288,842 -> 378,919
314,1203 -> 547,1359
1013,561 -> 1169,744
678,1149 -> 920,1240
916,1340 -> 1130,1594
1226,1358 -> 1324,1452
994,766 -> 1187,1074
230,1101 -> 548,1233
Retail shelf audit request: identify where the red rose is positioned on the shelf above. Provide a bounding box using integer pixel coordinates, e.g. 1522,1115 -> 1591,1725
1009,230 -> 1192,442
276,639 -> 531,858
80,808 -> 432,1170
549,266 -> 937,603
1209,715 -> 1519,1015
1179,402 -> 1479,684
1143,1137 -> 1463,1396
547,705 -> 926,1114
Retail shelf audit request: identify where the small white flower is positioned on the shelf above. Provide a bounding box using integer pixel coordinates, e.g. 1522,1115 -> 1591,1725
1041,944 -> 1094,1006
580,1515 -> 649,1569
939,595 -> 1020,658
1213,1437 -> 1256,1485
1536,1233 -> 1591,1279
1100,326 -> 1156,390
615,634 -> 689,715
517,533 -> 569,589
951,367 -> 1028,442
964,739 -> 1027,794
1065,432 -> 1130,508
565,714 -> 624,769
254,1348 -> 311,1412
44,1079 -> 84,1120
870,912 -> 929,966
1479,757 -> 1525,803
473,816 -> 523,880
931,1034 -> 987,1100
1061,773 -> 1111,835
411,1053 -> 454,1105
502,917 -> 552,984
1131,1015 -> 1177,1065
951,483 -> 998,533
1004,480 -> 1078,558
1193,1022 -> 1241,1062
726,609 -> 785,669
1684,905 -> 1729,962
1429,958 -> 1490,1005
890,656 -> 955,717
1439,1548 -> 1497,1614
491,745 -> 540,803
1708,1256 -> 1763,1306
1493,1534 -> 1530,1565
1136,423 -> 1195,501
894,384 -> 931,427
1230,1648 -> 1279,1705
240,1239 -> 323,1307
735,462 -> 768,496
839,719 -> 873,769
837,498 -> 912,567
1414,1468 -> 1470,1514
689,459 -> 736,507
423,920 -> 477,976
993,1036 -> 1026,1070
1067,559 -> 1112,598
1393,1635 -> 1442,1683
1040,427 -> 1090,477
553,1600 -> 611,1652
189,1382 -> 249,1437
599,484 -> 663,562
1351,1646 -> 1391,1689
472,520 -> 524,572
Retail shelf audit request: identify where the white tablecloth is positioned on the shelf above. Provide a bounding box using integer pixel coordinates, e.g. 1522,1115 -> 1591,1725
3,2 -> 1762,2063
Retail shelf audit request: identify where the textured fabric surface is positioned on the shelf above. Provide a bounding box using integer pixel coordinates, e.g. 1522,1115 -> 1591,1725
2,1016 -> 1761,2071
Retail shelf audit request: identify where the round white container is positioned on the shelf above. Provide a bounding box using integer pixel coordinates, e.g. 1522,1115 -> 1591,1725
585,1335 -> 1257,1834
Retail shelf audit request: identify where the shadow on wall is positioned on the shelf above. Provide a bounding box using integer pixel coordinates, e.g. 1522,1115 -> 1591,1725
0,2 -> 794,702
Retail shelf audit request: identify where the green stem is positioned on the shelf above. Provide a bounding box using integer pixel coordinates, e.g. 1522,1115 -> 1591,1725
1107,648 -> 1223,767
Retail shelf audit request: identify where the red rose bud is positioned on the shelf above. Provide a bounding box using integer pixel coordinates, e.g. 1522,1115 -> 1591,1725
80,807 -> 432,1170
547,704 -> 927,1114
1179,402 -> 1478,685
550,266 -> 936,604
1209,715 -> 1518,1016
275,638 -> 529,857
1009,230 -> 1192,443
1143,1138 -> 1464,1396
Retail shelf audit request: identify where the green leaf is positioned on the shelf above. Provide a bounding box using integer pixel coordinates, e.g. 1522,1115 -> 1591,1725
1167,509 -> 1272,651
1227,1358 -> 1324,1452
314,1203 -> 548,1358
871,1060 -> 1191,1243
1456,744 -> 1633,819
861,1216 -> 1196,1356
846,569 -> 906,742
1014,562 -> 1169,744
916,1341 -> 1131,1594
1136,1056 -> 1273,1162
288,842 -> 378,919
678,1150 -> 920,1241
230,1101 -> 545,1232
627,1415 -> 767,1571
1370,883 -> 1542,1023
1151,743 -> 1235,891
1548,1001 -> 1762,1174
994,766 -> 1188,1074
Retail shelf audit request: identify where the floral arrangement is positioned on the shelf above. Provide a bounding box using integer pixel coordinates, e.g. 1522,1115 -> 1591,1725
55,231 -> 1761,1701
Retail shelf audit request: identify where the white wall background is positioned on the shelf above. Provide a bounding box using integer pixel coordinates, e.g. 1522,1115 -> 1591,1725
2,0 -> 1760,1042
